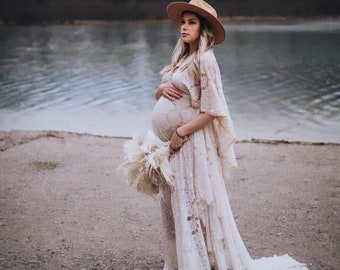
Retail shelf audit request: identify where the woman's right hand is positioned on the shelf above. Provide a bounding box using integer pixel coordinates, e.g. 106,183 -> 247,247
155,82 -> 183,101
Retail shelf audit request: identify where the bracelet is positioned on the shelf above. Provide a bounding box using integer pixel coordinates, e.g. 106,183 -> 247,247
175,129 -> 185,139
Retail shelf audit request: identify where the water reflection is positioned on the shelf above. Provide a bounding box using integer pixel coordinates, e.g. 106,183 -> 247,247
0,20 -> 339,142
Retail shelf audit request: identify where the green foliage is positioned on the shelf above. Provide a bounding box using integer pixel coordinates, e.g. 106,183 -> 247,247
0,0 -> 338,24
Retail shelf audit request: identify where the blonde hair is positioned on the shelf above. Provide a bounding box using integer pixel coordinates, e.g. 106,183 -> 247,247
161,14 -> 215,83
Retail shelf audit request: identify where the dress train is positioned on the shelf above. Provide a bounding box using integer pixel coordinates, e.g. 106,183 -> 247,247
159,132 -> 307,270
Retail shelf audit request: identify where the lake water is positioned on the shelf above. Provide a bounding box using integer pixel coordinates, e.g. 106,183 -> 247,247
0,19 -> 339,143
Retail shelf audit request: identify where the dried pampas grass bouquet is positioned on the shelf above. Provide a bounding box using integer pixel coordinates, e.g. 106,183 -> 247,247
119,130 -> 174,195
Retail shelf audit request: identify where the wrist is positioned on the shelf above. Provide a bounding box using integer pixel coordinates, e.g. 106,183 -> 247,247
175,128 -> 185,139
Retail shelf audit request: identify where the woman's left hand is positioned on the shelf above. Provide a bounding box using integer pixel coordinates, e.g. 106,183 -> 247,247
169,130 -> 184,154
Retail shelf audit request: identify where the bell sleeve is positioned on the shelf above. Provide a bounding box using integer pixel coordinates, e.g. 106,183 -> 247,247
200,50 -> 229,117
199,50 -> 238,177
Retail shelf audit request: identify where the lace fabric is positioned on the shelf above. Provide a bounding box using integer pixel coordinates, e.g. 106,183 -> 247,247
151,50 -> 308,270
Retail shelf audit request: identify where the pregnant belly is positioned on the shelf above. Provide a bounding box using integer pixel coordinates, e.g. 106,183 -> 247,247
151,96 -> 199,141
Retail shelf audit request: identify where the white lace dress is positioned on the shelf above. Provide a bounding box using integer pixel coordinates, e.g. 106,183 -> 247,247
151,50 -> 307,270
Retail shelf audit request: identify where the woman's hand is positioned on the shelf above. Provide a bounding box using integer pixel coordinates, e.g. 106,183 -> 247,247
169,129 -> 185,154
155,82 -> 183,101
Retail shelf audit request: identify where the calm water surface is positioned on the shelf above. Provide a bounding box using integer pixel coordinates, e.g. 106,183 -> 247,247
0,19 -> 339,142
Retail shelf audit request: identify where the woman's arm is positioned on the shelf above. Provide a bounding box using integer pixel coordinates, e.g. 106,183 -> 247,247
177,112 -> 216,137
169,112 -> 216,153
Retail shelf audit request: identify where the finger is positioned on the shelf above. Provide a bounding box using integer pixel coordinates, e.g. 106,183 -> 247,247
170,86 -> 182,95
173,92 -> 182,99
170,147 -> 179,154
166,93 -> 175,101
163,91 -> 175,101
169,90 -> 182,99
168,83 -> 182,97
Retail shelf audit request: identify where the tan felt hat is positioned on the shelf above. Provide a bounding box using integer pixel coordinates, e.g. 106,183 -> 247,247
167,0 -> 226,44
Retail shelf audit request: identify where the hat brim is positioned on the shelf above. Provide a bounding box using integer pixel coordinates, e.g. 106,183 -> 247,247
167,2 -> 226,45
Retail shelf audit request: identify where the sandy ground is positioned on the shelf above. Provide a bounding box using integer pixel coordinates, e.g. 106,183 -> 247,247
0,130 -> 339,270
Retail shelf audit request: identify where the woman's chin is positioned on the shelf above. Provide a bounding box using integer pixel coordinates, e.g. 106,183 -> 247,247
181,37 -> 190,44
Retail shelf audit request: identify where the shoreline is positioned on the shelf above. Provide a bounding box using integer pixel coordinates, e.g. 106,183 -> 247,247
0,16 -> 339,26
1,129 -> 339,152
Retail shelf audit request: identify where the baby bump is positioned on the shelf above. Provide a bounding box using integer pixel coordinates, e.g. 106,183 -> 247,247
151,96 -> 199,141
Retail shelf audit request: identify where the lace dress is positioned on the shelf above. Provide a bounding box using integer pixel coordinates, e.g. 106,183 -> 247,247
151,50 -> 308,270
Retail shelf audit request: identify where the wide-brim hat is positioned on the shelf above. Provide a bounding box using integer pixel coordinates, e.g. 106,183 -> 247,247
167,0 -> 226,45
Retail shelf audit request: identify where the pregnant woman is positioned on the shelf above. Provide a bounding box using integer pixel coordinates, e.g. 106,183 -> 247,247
151,1 -> 308,269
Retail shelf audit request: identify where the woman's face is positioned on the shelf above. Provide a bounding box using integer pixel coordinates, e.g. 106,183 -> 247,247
180,12 -> 201,46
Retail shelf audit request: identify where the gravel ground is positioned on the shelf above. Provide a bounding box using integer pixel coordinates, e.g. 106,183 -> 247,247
0,130 -> 339,270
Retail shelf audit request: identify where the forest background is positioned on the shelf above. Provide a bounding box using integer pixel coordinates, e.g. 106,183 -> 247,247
0,0 -> 339,24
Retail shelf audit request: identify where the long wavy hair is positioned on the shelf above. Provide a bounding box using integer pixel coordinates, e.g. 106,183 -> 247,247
161,12 -> 215,83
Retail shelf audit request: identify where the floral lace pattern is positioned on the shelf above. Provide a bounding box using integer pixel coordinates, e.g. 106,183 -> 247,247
152,50 -> 308,270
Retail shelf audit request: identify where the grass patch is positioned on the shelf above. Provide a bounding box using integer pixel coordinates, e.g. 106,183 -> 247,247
32,161 -> 60,171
